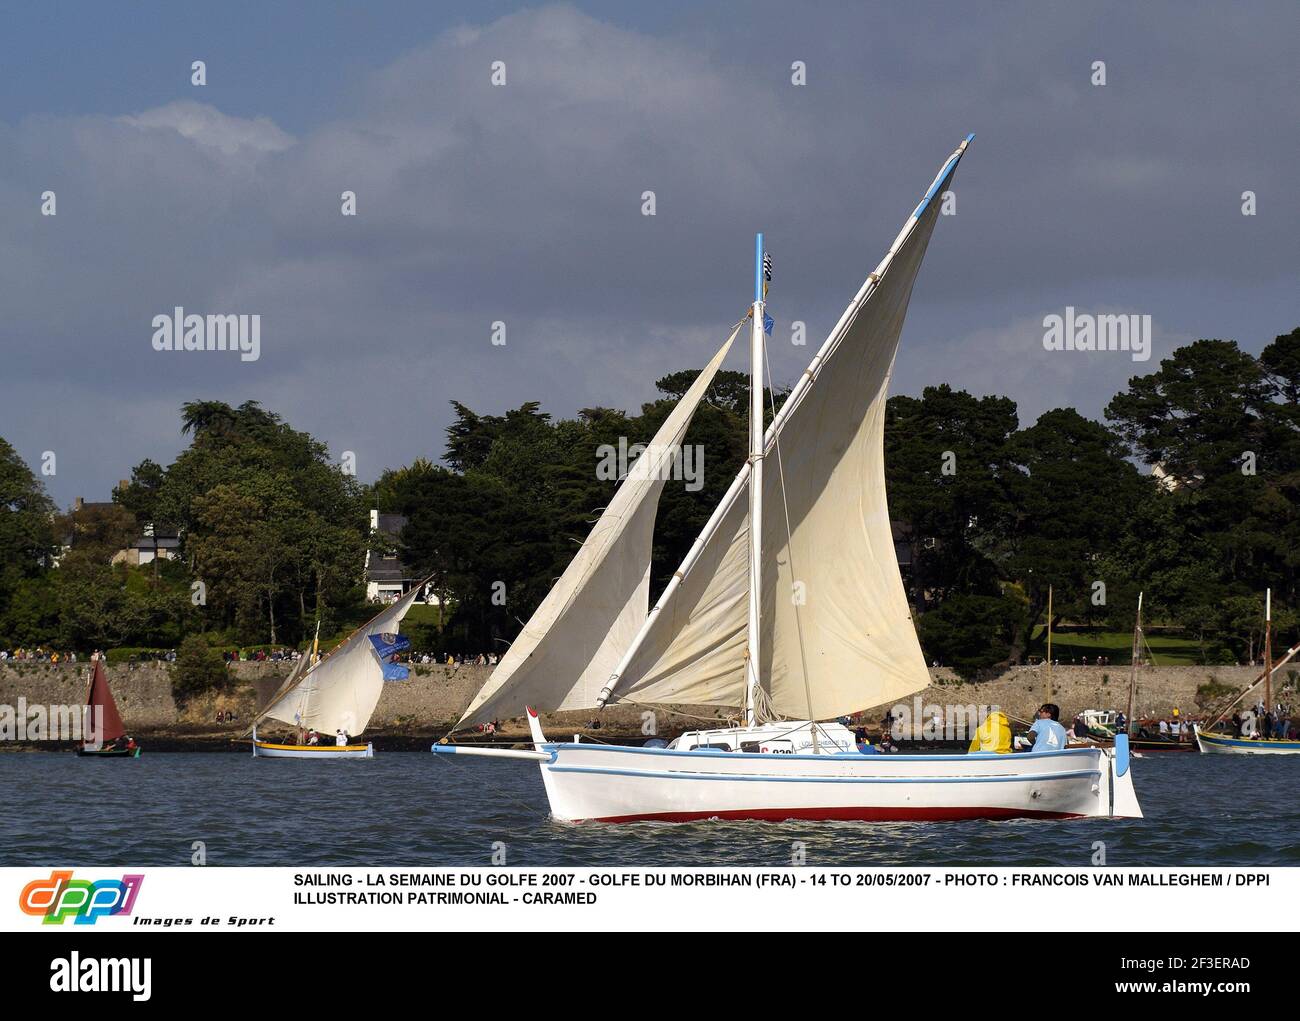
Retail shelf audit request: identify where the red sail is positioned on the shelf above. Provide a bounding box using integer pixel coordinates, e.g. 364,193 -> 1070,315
85,660 -> 126,745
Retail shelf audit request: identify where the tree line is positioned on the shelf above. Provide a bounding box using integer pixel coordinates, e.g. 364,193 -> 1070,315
1,327 -> 1296,677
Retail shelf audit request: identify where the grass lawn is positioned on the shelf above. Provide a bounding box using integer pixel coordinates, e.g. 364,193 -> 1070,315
1029,626 -> 1217,666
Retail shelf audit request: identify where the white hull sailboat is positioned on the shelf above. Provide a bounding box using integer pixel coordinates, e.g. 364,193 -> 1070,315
432,136 -> 1142,823
436,710 -> 1140,822
247,583 -> 428,759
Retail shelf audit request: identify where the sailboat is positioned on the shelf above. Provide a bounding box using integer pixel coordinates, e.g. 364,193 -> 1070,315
1072,594 -> 1192,752
432,136 -> 1142,822
76,659 -> 141,758
247,582 -> 427,758
1194,589 -> 1300,754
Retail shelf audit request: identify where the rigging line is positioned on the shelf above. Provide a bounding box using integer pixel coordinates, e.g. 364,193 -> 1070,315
763,336 -> 818,742
605,695 -> 739,728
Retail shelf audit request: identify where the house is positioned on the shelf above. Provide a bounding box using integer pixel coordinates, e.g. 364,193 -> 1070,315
112,523 -> 181,567
59,493 -> 181,567
365,509 -> 439,606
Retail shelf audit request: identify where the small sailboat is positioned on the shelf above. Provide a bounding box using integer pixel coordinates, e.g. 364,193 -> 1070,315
432,136 -> 1142,823
1194,589 -> 1300,754
76,659 -> 141,758
247,583 -> 427,758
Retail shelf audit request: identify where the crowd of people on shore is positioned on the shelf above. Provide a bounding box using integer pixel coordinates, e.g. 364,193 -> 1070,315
0,643 -> 504,670
0,647 -> 79,663
1025,655 -> 1116,666
391,651 -> 500,667
222,648 -> 301,663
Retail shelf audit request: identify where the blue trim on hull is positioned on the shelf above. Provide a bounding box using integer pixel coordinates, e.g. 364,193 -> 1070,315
1198,733 -> 1300,750
543,741 -> 1101,765
546,764 -> 1100,785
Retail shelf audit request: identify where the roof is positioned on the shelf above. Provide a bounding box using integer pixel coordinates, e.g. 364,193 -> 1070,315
376,513 -> 407,536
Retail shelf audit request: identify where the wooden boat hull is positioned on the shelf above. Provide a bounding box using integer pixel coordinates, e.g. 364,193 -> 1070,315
433,713 -> 1143,823
252,740 -> 373,759
1077,736 -> 1195,754
76,746 -> 141,758
1193,724 -> 1300,755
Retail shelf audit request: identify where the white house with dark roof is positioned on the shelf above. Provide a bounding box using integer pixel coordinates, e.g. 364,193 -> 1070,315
365,509 -> 439,605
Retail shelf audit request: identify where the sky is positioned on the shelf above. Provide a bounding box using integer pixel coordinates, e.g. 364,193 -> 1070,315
2,1 -> 1296,507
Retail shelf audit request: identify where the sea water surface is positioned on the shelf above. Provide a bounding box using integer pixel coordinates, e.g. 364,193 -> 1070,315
1,750 -> 1295,867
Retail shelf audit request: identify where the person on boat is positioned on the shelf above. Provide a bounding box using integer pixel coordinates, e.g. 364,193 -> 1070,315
1116,711 -> 1127,733
306,729 -> 319,746
877,731 -> 899,753
336,729 -> 348,746
1026,704 -> 1068,752
969,710 -> 1012,753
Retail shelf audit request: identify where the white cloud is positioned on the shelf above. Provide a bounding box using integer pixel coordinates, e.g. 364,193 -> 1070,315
119,100 -> 294,155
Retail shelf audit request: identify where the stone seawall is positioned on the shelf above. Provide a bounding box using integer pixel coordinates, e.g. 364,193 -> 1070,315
2,660 -> 1284,743
874,664 -> 1286,725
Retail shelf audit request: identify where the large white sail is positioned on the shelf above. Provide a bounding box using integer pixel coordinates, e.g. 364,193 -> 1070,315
456,328 -> 739,726
604,139 -> 971,720
259,582 -> 426,736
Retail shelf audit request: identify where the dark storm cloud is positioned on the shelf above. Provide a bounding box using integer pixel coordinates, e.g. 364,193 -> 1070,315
0,2 -> 1295,505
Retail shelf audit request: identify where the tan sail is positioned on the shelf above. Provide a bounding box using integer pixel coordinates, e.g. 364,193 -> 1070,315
457,328 -> 739,726
606,144 -> 965,719
258,583 -> 425,736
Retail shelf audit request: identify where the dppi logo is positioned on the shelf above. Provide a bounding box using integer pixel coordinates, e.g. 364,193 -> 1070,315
19,870 -> 144,925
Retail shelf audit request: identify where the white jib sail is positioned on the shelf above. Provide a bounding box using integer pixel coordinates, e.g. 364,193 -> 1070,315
457,326 -> 740,727
604,138 -> 972,720
260,582 -> 426,737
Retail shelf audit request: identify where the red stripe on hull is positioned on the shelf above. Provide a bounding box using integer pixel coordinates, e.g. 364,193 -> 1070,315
586,806 -> 1085,824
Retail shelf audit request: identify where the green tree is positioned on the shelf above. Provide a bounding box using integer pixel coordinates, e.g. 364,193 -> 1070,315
172,634 -> 229,703
1003,407 -> 1151,659
884,386 -> 1019,608
916,592 -> 1028,681
0,438 -> 56,637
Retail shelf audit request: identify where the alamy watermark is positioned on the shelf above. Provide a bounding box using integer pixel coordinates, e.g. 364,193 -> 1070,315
1,700 -> 105,748
151,307 -> 260,362
888,698 -> 996,742
1042,307 -> 1151,362
596,438 -> 704,492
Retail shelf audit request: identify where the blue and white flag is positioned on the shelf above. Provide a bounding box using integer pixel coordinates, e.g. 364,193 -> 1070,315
369,633 -> 412,682
369,632 -> 411,659
380,661 -> 410,682
763,312 -> 774,335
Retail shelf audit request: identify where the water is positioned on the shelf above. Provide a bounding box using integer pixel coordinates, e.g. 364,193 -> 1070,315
2,750 -> 1295,867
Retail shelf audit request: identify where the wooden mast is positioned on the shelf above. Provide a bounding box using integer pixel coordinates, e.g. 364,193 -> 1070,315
1045,585 -> 1053,700
1126,591 -> 1142,736
1264,588 -> 1272,736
